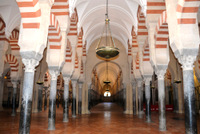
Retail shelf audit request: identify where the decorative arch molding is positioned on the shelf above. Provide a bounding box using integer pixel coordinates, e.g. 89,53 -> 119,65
48,13 -> 62,49
4,54 -> 19,72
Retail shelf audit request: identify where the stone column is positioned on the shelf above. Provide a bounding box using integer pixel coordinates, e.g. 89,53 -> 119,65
19,58 -> 39,134
156,69 -> 166,131
123,84 -> 126,111
48,69 -> 59,130
137,80 -> 143,118
0,76 -> 4,111
144,77 -> 152,122
71,80 -> 77,118
43,87 -> 48,111
17,77 -> 24,112
11,81 -> 18,116
78,82 -> 83,114
63,76 -> 70,122
179,56 -> 197,134
0,43 -> 8,111
37,84 -> 43,112
132,81 -> 136,115
87,83 -> 91,114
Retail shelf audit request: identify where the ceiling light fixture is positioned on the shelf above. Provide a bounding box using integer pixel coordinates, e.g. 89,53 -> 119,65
96,0 -> 119,60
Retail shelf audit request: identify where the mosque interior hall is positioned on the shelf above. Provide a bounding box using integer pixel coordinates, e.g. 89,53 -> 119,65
0,0 -> 200,134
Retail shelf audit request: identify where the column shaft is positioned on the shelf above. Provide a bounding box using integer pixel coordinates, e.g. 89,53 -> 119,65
63,83 -> 69,122
183,69 -> 197,134
0,77 -> 4,111
11,84 -> 17,116
158,78 -> 166,131
37,85 -> 43,112
72,81 -> 77,118
145,84 -> 151,122
48,80 -> 57,130
138,85 -> 143,118
19,72 -> 35,134
132,85 -> 136,115
78,83 -> 82,114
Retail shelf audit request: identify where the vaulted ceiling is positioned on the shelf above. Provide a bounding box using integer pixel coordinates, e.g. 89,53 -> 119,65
74,0 -> 146,51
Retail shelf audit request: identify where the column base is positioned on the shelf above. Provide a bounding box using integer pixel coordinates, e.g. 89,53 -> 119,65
138,111 -> 144,118
48,120 -> 55,130
72,115 -> 76,118
63,118 -> 69,123
123,110 -> 133,114
11,112 -> 16,116
146,118 -> 152,123
0,107 -> 4,111
159,118 -> 166,131
86,110 -> 91,114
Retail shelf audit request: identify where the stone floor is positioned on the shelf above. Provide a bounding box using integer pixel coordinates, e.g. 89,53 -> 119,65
0,102 -> 199,134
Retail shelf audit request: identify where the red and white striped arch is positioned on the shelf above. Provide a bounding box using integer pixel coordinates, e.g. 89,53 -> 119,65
128,40 -> 132,56
67,10 -> 78,36
143,43 -> 150,62
16,0 -> 41,29
80,60 -> 83,74
137,8 -> 148,37
4,54 -> 19,72
135,52 -> 140,70
176,0 -> 200,24
147,0 -> 166,15
65,39 -> 72,62
77,28 -> 83,48
0,18 -> 8,42
74,52 -> 79,69
9,29 -> 20,51
155,11 -> 168,49
131,61 -> 133,74
131,27 -> 139,53
82,42 -> 86,57
48,13 -> 62,49
51,0 -> 69,16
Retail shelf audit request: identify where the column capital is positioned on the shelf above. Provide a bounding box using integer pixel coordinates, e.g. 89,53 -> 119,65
178,55 -> 196,70
78,82 -> 83,88
11,80 -> 18,88
144,76 -> 152,86
156,69 -> 166,80
49,69 -> 60,81
63,76 -> 70,85
136,79 -> 143,87
71,80 -> 77,87
22,58 -> 39,73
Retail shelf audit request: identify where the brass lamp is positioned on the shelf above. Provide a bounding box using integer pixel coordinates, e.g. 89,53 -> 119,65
96,0 -> 119,60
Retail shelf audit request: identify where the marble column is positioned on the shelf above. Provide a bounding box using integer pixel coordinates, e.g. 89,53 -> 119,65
43,87 -> 48,111
123,84 -> 126,111
144,77 -> 152,122
71,80 -> 77,118
87,83 -> 91,113
63,76 -> 70,122
78,82 -> 83,114
180,56 -> 197,134
156,69 -> 166,131
137,80 -> 143,118
11,81 -> 18,116
17,78 -> 24,112
48,69 -> 59,130
132,82 -> 136,115
0,76 -> 4,111
19,58 -> 39,134
37,84 -> 43,112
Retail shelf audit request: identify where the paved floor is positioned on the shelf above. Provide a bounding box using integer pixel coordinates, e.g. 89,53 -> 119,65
0,102 -> 199,134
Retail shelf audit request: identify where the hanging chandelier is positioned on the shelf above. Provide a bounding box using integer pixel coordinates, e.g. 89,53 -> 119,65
104,61 -> 110,84
96,0 -> 119,60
